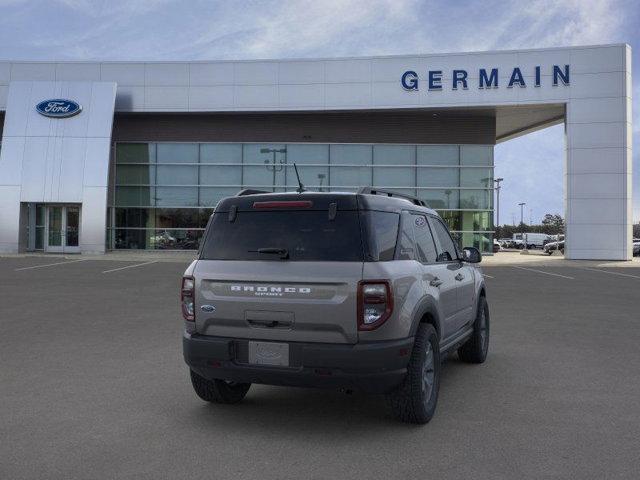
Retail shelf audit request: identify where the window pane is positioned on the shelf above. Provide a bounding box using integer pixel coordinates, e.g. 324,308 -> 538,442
418,167 -> 458,187
200,144 -> 242,164
243,144 -> 286,189
115,186 -> 154,207
460,168 -> 493,188
420,189 -> 459,209
417,145 -> 459,165
460,211 -> 493,231
155,187 -> 198,207
373,145 -> 414,165
156,165 -> 198,185
198,209 -> 215,228
114,228 -> 203,250
429,217 -> 458,262
116,165 -> 155,185
330,144 -> 371,165
329,167 -> 371,189
364,211 -> 399,261
412,214 -> 438,263
460,190 -> 492,209
201,211 -> 363,261
114,229 -> 150,249
373,146 -> 414,190
115,208 -> 154,228
460,232 -> 493,253
35,226 -> 44,250
199,187 -> 239,207
286,144 -> 329,189
397,213 -> 416,260
155,209 -> 199,229
157,143 -> 198,164
439,211 -> 461,231
35,205 -> 45,226
461,145 -> 493,165
287,144 -> 329,164
200,166 -> 242,185
116,143 -> 155,164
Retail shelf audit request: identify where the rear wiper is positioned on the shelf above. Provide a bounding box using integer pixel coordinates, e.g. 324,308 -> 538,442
248,247 -> 289,259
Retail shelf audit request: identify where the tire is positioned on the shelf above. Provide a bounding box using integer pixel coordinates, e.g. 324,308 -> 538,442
387,323 -> 440,424
190,369 -> 251,404
458,296 -> 490,364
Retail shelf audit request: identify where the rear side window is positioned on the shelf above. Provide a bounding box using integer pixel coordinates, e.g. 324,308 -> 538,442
363,211 -> 399,261
397,212 -> 416,260
428,217 -> 458,262
200,211 -> 363,261
412,214 -> 438,263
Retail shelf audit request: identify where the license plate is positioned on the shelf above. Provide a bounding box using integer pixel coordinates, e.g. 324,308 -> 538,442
248,341 -> 289,367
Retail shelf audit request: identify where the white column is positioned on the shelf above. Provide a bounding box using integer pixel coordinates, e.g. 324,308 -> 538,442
565,45 -> 632,260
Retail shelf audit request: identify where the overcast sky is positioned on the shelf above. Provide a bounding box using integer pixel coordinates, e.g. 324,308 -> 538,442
0,0 -> 637,225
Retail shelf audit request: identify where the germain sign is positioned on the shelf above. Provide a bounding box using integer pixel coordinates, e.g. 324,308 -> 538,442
401,65 -> 570,91
36,99 -> 82,118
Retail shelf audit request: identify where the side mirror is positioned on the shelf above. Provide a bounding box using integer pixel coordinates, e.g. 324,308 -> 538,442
462,247 -> 482,263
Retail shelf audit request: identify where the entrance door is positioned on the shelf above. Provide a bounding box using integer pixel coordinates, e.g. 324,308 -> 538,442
45,205 -> 81,253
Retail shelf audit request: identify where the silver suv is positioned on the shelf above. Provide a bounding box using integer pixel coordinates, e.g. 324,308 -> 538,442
182,188 -> 489,424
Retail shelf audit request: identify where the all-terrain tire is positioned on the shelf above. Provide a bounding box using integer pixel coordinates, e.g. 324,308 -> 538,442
190,370 -> 251,404
387,323 -> 440,424
458,295 -> 490,364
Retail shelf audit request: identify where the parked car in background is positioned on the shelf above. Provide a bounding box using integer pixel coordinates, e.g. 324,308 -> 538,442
633,238 -> 640,256
513,233 -> 553,249
493,239 -> 501,253
544,240 -> 565,255
498,238 -> 515,249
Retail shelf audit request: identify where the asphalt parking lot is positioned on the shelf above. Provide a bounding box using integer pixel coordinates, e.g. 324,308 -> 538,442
1,256 -> 640,479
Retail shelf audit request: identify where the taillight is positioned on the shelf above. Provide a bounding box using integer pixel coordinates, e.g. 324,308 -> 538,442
253,200 -> 313,209
181,276 -> 195,321
357,280 -> 393,331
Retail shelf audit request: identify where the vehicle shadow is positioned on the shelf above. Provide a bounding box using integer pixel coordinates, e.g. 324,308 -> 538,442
178,355 -> 478,434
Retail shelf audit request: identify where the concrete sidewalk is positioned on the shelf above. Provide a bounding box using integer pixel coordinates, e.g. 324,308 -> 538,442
483,250 -> 640,268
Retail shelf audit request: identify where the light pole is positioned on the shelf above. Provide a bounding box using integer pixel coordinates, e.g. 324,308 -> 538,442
518,202 -> 527,252
494,178 -> 503,227
261,147 -> 287,192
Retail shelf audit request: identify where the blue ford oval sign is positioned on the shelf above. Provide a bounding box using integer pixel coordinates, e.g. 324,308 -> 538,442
36,99 -> 82,118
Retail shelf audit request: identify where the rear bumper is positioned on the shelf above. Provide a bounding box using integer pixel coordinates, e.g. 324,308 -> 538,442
183,332 -> 414,394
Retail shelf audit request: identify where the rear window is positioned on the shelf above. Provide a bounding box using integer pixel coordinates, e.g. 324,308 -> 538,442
200,211 -> 364,261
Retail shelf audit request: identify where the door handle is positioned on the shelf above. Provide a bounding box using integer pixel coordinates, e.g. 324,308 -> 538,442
455,273 -> 464,281
429,278 -> 443,287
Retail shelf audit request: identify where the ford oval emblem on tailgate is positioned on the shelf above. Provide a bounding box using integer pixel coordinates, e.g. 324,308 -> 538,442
200,304 -> 216,312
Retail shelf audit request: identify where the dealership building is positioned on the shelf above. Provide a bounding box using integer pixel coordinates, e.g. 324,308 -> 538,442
0,44 -> 633,259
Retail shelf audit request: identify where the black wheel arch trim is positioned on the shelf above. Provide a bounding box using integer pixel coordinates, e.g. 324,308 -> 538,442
408,295 -> 442,340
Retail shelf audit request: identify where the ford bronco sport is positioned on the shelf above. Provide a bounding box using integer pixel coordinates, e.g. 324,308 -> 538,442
182,187 -> 489,424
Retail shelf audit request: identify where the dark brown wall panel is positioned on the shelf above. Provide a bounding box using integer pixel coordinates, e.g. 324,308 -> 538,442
112,111 -> 496,145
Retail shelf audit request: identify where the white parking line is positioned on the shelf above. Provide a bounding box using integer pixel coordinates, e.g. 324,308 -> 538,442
512,266 -> 574,280
580,267 -> 640,279
15,259 -> 86,271
102,261 -> 158,274
482,273 -> 495,279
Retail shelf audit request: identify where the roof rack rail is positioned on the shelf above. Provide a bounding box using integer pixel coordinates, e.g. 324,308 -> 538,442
236,189 -> 270,196
357,187 -> 427,207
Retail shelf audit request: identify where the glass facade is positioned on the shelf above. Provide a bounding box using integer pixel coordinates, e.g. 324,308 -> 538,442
109,143 -> 494,252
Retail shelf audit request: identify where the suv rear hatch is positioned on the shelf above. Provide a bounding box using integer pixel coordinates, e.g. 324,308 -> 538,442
194,194 -> 364,344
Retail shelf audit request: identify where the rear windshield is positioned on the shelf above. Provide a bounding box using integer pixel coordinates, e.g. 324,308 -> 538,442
200,209 -> 401,262
200,211 -> 364,261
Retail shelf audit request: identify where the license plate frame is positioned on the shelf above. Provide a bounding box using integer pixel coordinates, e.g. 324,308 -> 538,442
248,341 -> 290,367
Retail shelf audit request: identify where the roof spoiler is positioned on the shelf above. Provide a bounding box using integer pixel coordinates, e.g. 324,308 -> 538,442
357,187 -> 427,207
236,189 -> 271,196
